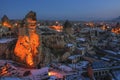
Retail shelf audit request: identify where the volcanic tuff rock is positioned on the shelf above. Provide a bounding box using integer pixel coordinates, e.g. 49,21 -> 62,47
1,15 -> 9,23
42,34 -> 65,49
14,11 -> 42,68
0,39 -> 17,59
1,15 -> 11,28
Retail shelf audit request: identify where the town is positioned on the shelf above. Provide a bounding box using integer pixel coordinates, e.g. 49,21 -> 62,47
0,11 -> 120,80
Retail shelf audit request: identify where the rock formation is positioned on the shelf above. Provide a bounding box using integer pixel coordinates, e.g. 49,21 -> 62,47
1,15 -> 11,28
42,34 -> 65,49
63,20 -> 73,34
14,11 -> 41,68
42,47 -> 56,65
0,39 -> 16,59
0,11 -> 76,68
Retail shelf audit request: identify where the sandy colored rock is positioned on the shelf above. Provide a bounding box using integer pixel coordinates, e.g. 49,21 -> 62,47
14,11 -> 41,68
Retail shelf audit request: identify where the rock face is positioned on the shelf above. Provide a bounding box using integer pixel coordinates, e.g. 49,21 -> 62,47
14,11 -> 41,68
0,39 -> 16,59
1,15 -> 11,28
42,47 -> 56,65
42,34 -> 65,49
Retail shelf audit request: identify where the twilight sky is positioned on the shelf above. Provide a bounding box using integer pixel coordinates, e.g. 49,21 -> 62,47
0,0 -> 120,20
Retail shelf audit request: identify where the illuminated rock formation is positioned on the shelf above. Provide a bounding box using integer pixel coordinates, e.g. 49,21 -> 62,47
14,11 -> 41,68
1,15 -> 11,28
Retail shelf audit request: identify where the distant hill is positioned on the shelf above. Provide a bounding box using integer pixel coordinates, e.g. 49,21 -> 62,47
112,16 -> 120,22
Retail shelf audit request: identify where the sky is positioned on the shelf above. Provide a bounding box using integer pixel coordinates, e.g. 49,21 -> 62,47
0,0 -> 120,21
